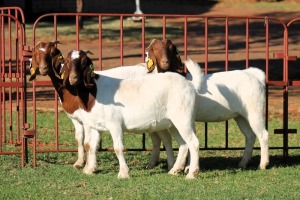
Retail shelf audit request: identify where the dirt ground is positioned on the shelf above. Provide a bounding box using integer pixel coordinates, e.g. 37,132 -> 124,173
31,0 -> 300,118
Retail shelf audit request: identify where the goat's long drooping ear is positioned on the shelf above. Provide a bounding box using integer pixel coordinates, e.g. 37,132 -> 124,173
29,57 -> 37,81
171,43 -> 185,76
146,39 -> 157,73
83,63 -> 95,88
62,58 -> 71,87
29,43 -> 40,81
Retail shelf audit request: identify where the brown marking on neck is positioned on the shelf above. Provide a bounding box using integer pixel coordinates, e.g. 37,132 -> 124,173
59,50 -> 99,114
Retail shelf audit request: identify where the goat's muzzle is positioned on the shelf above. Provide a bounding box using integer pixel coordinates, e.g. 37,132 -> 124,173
159,58 -> 170,71
39,65 -> 49,76
69,73 -> 80,86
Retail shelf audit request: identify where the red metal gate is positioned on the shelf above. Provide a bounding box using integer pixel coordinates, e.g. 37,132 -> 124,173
0,7 -> 34,167
1,8 -> 300,167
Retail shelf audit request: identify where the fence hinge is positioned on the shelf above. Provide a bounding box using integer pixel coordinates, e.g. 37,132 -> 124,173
22,123 -> 35,138
273,52 -> 297,61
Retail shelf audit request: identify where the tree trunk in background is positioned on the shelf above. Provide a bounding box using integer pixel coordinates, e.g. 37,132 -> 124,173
76,0 -> 83,29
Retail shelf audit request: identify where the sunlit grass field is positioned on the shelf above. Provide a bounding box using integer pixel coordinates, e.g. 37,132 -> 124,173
1,110 -> 300,199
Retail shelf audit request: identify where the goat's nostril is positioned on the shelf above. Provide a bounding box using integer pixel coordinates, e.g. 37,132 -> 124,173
41,66 -> 48,71
162,59 -> 169,65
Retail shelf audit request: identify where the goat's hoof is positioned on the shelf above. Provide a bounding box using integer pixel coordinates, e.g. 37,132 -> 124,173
73,163 -> 83,169
258,163 -> 269,170
185,170 -> 199,180
238,162 -> 248,169
117,173 -> 130,179
168,168 -> 181,176
146,163 -> 156,169
73,160 -> 84,169
83,167 -> 96,175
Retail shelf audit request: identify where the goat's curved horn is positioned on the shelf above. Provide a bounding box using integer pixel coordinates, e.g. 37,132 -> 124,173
52,40 -> 63,45
84,50 -> 94,55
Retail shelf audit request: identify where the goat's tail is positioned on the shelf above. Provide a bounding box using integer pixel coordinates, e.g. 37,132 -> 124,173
246,67 -> 266,85
183,58 -> 203,93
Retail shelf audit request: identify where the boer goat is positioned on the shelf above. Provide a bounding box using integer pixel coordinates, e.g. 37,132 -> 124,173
63,50 -> 203,179
145,39 -> 185,76
144,39 -> 269,170
29,41 -> 176,171
29,41 -> 90,170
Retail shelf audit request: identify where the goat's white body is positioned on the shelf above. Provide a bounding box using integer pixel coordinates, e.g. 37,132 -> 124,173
95,64 -> 269,170
72,60 -> 202,179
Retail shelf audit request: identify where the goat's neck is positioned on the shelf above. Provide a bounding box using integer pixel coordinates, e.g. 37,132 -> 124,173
49,74 -> 96,114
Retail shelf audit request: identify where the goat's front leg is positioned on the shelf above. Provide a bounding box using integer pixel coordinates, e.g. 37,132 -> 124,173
82,126 -> 100,175
110,126 -> 129,179
72,119 -> 85,169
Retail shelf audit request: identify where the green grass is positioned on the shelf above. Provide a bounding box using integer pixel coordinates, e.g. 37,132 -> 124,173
1,111 -> 300,199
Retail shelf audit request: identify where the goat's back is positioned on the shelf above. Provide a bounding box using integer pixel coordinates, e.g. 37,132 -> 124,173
90,72 -> 196,132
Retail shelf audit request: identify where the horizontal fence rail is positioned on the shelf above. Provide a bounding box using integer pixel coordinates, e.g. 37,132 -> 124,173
1,8 -> 300,167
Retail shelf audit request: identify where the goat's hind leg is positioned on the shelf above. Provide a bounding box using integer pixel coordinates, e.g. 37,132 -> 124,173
147,132 -> 162,169
235,116 -> 256,169
167,127 -> 189,176
235,115 -> 269,170
147,131 -> 174,170
246,115 -> 269,169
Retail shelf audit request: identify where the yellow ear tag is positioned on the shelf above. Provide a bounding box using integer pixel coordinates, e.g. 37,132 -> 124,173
147,58 -> 154,69
30,67 -> 36,75
60,72 -> 64,80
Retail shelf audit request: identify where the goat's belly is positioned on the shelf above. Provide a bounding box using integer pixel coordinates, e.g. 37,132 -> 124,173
196,106 -> 239,122
124,119 -> 172,133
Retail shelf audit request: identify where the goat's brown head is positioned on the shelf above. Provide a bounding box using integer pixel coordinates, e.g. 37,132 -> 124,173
145,39 -> 185,75
63,50 -> 96,88
29,41 -> 64,81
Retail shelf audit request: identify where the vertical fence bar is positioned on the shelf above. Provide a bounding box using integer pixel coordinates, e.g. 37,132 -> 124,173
162,16 -> 166,40
184,16 -> 187,60
225,17 -> 229,148
54,15 -> 59,151
120,15 -> 124,66
142,16 -> 146,150
98,15 -> 103,71
245,18 -> 249,68
283,24 -> 289,160
204,17 -> 208,149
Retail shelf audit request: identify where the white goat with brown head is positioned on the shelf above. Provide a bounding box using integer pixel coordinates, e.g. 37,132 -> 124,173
144,39 -> 269,170
29,41 -> 178,173
63,49 -> 202,179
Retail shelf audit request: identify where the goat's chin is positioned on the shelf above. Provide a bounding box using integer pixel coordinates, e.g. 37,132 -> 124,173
159,63 -> 170,70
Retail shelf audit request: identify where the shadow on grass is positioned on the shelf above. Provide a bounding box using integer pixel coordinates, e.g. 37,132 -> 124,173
199,154 -> 300,172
